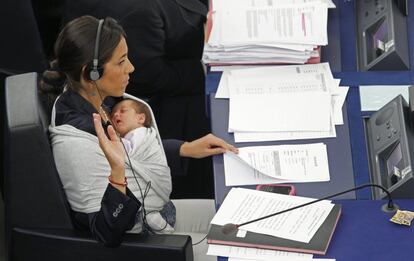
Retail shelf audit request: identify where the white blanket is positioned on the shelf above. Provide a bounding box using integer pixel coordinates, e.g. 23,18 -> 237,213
49,94 -> 172,222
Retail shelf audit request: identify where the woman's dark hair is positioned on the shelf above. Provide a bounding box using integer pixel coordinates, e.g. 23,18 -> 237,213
40,15 -> 126,97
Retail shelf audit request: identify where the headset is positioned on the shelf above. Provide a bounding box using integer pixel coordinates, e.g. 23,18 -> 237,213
88,19 -> 104,81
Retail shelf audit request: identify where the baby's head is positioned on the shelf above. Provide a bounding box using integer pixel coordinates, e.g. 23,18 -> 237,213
111,99 -> 152,137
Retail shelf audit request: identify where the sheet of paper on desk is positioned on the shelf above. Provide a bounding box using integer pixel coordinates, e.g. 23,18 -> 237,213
228,257 -> 336,261
233,120 -> 336,143
216,63 -> 336,99
223,143 -> 330,186
211,188 -> 334,243
226,67 -> 335,134
227,71 -> 332,132
332,84 -> 349,125
207,244 -> 313,261
229,91 -> 332,132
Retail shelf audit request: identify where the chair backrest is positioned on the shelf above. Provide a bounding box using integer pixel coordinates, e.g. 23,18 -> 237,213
4,73 -> 73,235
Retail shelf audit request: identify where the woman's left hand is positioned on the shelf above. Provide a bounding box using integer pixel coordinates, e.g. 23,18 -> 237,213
179,133 -> 238,159
93,113 -> 125,172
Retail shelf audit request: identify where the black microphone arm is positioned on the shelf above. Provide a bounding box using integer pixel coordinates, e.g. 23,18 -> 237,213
221,183 -> 399,235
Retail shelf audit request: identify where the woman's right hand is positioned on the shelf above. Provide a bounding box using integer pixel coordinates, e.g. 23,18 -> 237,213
179,133 -> 238,159
93,113 -> 126,192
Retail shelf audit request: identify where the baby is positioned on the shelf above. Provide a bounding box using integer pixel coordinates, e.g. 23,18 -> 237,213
111,98 -> 152,153
111,98 -> 175,232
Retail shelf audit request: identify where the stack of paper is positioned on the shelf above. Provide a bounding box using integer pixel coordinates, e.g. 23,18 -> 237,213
216,63 -> 348,143
204,0 -> 335,65
207,188 -> 341,258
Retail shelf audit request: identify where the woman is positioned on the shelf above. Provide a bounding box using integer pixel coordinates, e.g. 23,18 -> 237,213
62,0 -> 214,199
41,16 -> 237,260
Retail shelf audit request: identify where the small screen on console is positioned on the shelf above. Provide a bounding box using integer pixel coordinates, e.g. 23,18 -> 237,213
386,143 -> 403,186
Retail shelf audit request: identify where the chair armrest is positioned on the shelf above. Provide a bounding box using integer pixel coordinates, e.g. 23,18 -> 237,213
10,227 -> 193,261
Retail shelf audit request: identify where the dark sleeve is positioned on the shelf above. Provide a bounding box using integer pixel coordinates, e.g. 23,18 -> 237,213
121,2 -> 205,97
162,139 -> 189,176
87,184 -> 141,247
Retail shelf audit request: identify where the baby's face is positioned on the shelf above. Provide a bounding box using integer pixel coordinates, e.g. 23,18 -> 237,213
111,100 -> 145,137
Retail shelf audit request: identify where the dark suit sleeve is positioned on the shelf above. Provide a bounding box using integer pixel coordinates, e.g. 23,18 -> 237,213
162,139 -> 189,176
87,184 -> 141,247
121,1 -> 205,97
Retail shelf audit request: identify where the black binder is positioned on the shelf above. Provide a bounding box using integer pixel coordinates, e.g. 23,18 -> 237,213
207,204 -> 341,255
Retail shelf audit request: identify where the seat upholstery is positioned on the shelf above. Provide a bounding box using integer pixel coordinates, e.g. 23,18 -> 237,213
3,72 -> 193,261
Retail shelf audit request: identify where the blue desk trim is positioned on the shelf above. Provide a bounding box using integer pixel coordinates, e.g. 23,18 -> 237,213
408,0 -> 414,83
338,0 -> 357,72
205,71 -> 222,94
346,87 -> 371,199
334,71 -> 413,85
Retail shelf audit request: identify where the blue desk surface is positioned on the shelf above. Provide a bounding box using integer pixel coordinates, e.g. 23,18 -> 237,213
321,199 -> 414,260
209,93 -> 356,204
217,199 -> 414,260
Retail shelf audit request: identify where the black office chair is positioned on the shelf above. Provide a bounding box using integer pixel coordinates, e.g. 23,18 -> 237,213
3,72 -> 193,261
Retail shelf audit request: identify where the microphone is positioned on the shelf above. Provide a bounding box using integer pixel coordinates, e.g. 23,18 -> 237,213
221,183 -> 399,235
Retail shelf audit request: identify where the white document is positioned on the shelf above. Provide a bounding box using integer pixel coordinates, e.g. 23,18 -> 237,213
224,151 -> 281,186
331,85 -> 349,125
227,69 -> 332,132
228,257 -> 336,261
211,188 -> 334,243
214,3 -> 328,45
216,63 -> 335,99
233,129 -> 336,143
223,143 -> 330,186
229,91 -> 332,132
212,0 -> 335,10
216,69 -> 231,99
207,244 -> 313,261
233,112 -> 335,143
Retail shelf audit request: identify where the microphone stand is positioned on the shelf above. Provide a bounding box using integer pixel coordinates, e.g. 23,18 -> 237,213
222,183 -> 399,235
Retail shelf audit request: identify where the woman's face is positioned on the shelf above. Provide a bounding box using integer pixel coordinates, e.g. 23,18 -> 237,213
96,37 -> 134,97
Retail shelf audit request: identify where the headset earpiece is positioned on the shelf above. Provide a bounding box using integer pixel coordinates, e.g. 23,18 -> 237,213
88,65 -> 103,81
88,19 -> 104,81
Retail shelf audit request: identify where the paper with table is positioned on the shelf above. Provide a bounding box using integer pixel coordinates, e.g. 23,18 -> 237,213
211,188 -> 335,243
223,143 -> 330,186
207,188 -> 341,256
204,0 -> 335,65
215,63 -> 348,143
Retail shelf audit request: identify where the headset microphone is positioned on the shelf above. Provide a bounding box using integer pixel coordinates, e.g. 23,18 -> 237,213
89,19 -> 104,81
